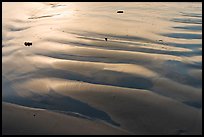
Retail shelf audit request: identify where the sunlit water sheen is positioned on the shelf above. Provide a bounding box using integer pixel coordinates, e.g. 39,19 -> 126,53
2,2 -> 202,134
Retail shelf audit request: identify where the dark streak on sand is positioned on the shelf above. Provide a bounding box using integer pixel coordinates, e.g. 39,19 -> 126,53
28,14 -> 60,19
3,90 -> 120,127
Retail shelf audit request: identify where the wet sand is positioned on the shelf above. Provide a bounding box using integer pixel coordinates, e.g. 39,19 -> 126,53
2,2 -> 202,135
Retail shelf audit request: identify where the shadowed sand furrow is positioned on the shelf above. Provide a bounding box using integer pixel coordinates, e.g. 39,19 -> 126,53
3,90 -> 120,127
4,25 -> 31,32
180,12 -> 202,18
28,14 -> 61,19
47,38 -> 200,57
162,33 -> 202,40
172,25 -> 202,32
3,102 -> 130,135
170,18 -> 202,25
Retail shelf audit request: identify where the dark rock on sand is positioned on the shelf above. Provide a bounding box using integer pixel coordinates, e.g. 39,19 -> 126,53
117,10 -> 124,13
24,42 -> 32,46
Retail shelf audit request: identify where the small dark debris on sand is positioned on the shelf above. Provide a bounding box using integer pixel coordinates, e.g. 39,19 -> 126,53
157,39 -> 168,45
117,10 -> 124,13
105,38 -> 108,41
24,42 -> 32,46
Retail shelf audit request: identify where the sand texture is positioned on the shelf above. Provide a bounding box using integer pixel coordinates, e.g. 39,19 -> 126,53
2,2 -> 202,135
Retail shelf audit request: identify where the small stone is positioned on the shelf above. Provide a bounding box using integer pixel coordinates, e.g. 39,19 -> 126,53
117,10 -> 124,13
24,42 -> 32,46
105,38 -> 108,41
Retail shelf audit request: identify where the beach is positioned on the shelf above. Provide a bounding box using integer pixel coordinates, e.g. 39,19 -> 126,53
2,2 -> 202,135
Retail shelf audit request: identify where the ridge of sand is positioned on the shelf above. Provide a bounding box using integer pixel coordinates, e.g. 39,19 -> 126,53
2,102 -> 131,135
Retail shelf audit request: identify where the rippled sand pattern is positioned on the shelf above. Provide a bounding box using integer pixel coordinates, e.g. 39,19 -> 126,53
2,2 -> 202,135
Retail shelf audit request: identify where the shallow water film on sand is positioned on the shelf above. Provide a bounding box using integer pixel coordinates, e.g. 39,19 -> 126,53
2,2 -> 202,135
